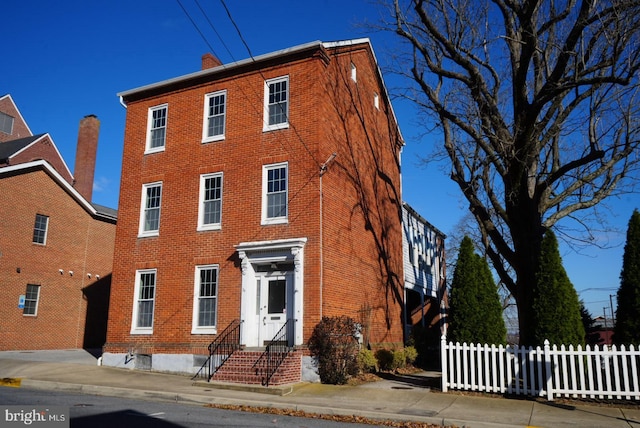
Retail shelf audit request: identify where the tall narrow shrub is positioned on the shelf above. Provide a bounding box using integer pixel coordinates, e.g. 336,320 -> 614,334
614,209 -> 640,345
448,236 -> 506,344
531,230 -> 585,346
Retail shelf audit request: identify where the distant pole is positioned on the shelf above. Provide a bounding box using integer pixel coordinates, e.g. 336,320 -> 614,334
609,294 -> 615,325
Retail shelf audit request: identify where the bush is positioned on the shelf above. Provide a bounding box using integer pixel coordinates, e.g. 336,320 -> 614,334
308,316 -> 360,384
374,349 -> 394,371
357,349 -> 377,373
404,346 -> 418,365
392,350 -> 406,369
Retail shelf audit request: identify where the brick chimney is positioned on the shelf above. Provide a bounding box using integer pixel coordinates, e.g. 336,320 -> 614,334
73,115 -> 100,202
202,53 -> 222,70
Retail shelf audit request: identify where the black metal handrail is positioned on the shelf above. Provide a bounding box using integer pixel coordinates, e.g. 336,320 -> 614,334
253,319 -> 294,387
192,319 -> 242,381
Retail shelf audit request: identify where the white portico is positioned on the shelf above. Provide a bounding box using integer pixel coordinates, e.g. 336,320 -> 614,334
235,238 -> 306,347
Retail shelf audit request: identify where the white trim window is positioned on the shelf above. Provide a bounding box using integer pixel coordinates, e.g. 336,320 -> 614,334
146,104 -> 167,153
264,76 -> 289,131
202,91 -> 226,142
32,214 -> 49,245
262,162 -> 288,224
131,269 -> 156,334
351,62 -> 357,82
23,284 -> 40,316
139,182 -> 162,237
192,265 -> 219,334
198,173 -> 223,230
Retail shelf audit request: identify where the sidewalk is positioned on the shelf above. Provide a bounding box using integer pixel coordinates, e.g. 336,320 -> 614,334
0,350 -> 638,427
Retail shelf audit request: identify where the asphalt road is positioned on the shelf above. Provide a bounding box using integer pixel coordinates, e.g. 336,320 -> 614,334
0,386 -> 377,428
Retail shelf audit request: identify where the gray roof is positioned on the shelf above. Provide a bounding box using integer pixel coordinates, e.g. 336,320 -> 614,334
0,134 -> 44,162
91,203 -> 118,220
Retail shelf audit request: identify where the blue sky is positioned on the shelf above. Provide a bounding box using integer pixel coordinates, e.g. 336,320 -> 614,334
3,1 -> 636,317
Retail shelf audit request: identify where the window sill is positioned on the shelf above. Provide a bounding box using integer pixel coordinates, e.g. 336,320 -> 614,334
261,218 -> 288,226
263,123 -> 289,132
197,224 -> 222,232
130,329 -> 153,335
144,147 -> 165,155
191,327 -> 217,335
201,136 -> 225,144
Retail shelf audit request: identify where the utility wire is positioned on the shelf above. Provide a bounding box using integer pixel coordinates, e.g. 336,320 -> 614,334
194,0 -> 237,62
175,0 -> 221,59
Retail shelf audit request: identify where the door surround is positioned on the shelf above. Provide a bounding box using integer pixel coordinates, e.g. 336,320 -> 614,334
236,238 -> 306,347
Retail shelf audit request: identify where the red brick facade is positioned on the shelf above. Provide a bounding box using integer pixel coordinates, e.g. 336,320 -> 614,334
0,164 -> 116,350
105,40 -> 405,362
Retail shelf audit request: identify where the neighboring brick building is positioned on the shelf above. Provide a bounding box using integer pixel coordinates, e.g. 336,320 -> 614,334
0,94 -> 117,350
103,39 -> 444,380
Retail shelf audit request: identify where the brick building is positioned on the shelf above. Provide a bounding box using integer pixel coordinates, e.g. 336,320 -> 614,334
0,94 -> 117,350
103,39 -> 445,381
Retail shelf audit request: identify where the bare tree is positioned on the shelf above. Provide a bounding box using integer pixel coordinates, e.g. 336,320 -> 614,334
390,0 -> 640,344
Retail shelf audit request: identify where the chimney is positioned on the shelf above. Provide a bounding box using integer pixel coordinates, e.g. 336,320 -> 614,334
202,53 -> 222,70
73,115 -> 100,202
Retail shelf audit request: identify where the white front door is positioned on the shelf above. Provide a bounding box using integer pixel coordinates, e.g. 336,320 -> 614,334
258,273 -> 291,346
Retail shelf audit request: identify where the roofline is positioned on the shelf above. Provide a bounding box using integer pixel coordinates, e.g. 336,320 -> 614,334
323,38 -> 405,146
8,133 -> 74,180
117,40 -> 325,101
0,160 -> 116,223
403,201 -> 446,239
0,94 -> 34,136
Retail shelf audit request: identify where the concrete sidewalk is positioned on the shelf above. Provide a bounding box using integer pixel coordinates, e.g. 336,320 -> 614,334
0,350 -> 638,427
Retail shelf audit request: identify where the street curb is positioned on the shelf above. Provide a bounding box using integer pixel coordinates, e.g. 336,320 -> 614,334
17,379 -> 525,428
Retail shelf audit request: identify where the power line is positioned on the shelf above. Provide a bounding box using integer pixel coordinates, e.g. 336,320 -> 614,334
175,0 -> 220,59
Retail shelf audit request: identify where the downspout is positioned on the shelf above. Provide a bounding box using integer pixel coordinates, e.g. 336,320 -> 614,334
319,153 -> 337,320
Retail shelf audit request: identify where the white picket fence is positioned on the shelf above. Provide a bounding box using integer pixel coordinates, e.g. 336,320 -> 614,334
440,336 -> 640,401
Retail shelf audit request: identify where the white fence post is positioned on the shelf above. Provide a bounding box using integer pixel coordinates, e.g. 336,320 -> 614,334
441,335 -> 448,393
543,340 -> 553,400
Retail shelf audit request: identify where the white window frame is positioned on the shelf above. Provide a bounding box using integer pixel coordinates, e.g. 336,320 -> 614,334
197,173 -> 223,231
32,214 -> 49,245
131,269 -> 157,334
351,62 -> 357,82
262,162 -> 288,225
23,284 -> 40,316
263,76 -> 289,131
138,182 -> 162,237
202,91 -> 226,143
191,265 -> 219,334
374,92 -> 380,110
145,104 -> 168,154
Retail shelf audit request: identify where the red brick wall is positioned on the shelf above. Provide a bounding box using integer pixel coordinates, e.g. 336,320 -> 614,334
318,46 -> 405,347
9,135 -> 74,184
0,96 -> 32,142
106,42 -> 405,354
0,168 -> 115,350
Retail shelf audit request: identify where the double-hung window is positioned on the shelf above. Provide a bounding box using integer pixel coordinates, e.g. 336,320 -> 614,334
32,214 -> 49,245
203,91 -> 226,142
146,104 -> 167,153
192,265 -> 218,334
139,182 -> 162,237
198,173 -> 222,230
131,269 -> 156,334
264,76 -> 289,131
262,162 -> 288,224
23,284 -> 40,316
